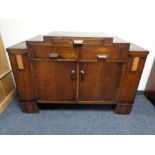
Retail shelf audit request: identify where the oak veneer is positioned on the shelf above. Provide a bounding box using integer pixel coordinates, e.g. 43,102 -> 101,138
7,32 -> 149,114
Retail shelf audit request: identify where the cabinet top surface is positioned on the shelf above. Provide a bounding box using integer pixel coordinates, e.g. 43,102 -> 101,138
6,32 -> 149,53
45,31 -> 112,38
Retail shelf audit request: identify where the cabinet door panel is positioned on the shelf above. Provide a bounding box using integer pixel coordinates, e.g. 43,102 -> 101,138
32,61 -> 76,102
79,62 -> 123,101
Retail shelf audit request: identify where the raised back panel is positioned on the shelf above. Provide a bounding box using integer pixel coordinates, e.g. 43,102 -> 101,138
44,31 -> 113,45
44,37 -> 113,45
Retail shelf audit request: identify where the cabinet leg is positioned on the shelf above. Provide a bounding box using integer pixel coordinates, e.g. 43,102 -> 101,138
20,102 -> 39,113
115,103 -> 133,115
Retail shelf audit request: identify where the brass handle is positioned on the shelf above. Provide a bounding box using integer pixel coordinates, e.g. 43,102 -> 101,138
73,40 -> 84,46
70,70 -> 75,81
80,70 -> 85,81
48,53 -> 59,59
97,54 -> 108,60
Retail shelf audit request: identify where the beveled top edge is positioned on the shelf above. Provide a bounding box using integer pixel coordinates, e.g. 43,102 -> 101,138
45,31 -> 112,38
129,43 -> 148,52
28,35 -> 43,41
7,41 -> 27,50
113,37 -> 129,43
7,35 -> 43,51
113,37 -> 148,52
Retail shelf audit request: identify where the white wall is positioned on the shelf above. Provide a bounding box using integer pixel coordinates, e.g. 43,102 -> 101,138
0,0 -> 155,90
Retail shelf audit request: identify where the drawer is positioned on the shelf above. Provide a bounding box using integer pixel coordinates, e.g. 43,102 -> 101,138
44,35 -> 113,45
50,38 -> 112,45
79,46 -> 127,60
28,44 -> 77,59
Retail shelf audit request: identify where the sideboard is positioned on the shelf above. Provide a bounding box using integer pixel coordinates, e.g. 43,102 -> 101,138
7,32 -> 149,114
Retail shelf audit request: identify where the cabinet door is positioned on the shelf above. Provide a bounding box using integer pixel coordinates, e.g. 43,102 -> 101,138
32,61 -> 77,102
79,62 -> 123,101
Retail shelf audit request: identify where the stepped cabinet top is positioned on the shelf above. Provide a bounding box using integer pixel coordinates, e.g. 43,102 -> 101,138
7,31 -> 149,54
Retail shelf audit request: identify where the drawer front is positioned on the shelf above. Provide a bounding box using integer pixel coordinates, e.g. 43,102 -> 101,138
79,46 -> 127,60
44,37 -> 113,45
47,38 -> 112,45
28,44 -> 77,59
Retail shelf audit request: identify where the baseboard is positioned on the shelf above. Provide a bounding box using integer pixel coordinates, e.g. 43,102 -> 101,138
0,89 -> 17,113
137,91 -> 144,95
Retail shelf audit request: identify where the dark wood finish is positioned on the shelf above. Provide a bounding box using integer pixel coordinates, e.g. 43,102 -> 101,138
79,62 -> 123,101
8,53 -> 35,101
21,102 -> 39,113
27,43 -> 77,59
32,60 -> 77,102
7,32 -> 149,114
79,45 -> 128,60
115,104 -> 133,114
44,31 -> 113,45
144,59 -> 155,104
118,54 -> 147,104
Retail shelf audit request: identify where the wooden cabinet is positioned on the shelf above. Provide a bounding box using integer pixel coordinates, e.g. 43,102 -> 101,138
7,32 -> 149,114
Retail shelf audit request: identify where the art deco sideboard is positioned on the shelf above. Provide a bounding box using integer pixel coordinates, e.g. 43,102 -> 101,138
6,32 -> 149,114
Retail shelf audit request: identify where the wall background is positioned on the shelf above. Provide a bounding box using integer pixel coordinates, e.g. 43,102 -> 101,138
0,0 -> 155,90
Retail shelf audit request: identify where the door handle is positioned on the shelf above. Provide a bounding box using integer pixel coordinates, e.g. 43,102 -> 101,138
80,70 -> 85,81
97,54 -> 108,60
70,70 -> 75,81
48,53 -> 59,59
73,40 -> 84,46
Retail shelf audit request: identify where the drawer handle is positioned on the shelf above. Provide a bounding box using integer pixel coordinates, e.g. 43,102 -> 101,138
73,40 -> 84,46
97,54 -> 108,60
80,70 -> 85,81
48,53 -> 59,59
70,70 -> 75,81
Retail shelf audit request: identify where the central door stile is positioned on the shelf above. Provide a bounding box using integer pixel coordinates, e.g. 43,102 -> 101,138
76,47 -> 80,102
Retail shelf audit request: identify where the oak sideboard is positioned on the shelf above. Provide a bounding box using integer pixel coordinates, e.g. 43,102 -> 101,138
7,32 -> 149,114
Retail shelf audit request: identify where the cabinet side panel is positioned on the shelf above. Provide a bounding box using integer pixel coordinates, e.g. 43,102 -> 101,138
118,53 -> 147,103
9,52 -> 35,101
